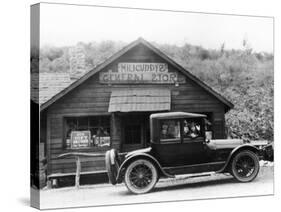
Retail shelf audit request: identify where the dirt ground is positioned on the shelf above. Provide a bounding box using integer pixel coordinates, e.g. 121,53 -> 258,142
39,165 -> 274,210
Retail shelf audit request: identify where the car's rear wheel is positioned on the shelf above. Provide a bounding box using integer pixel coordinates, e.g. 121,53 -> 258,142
231,150 -> 260,182
124,159 -> 158,194
105,149 -> 119,185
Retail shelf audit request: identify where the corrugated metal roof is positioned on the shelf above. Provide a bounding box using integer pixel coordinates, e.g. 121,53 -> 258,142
108,88 -> 171,112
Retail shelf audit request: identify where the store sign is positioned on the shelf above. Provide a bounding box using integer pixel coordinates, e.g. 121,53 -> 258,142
70,131 -> 91,148
99,63 -> 178,84
118,63 -> 168,73
94,136 -> 110,147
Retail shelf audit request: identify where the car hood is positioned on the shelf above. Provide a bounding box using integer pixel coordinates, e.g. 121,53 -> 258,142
207,139 -> 244,150
125,147 -> 152,158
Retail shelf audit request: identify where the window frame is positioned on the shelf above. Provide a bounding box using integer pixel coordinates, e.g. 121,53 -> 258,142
182,118 -> 205,143
62,115 -> 111,151
193,112 -> 214,140
158,117 -> 207,144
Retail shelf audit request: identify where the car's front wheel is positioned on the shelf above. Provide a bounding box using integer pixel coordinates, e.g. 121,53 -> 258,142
124,159 -> 158,194
231,150 -> 260,182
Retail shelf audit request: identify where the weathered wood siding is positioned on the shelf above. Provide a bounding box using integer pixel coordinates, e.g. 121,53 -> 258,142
46,43 -> 227,175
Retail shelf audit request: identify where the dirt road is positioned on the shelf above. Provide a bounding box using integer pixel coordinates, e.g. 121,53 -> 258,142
39,166 -> 274,209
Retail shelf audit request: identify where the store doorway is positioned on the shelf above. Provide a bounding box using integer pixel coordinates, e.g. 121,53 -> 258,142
121,113 -> 151,152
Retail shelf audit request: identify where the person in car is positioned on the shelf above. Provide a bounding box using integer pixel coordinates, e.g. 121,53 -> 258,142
161,124 -> 169,138
189,122 -> 199,138
183,120 -> 190,137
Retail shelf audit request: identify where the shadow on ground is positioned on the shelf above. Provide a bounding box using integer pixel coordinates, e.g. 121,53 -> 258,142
154,177 -> 237,192
118,176 -> 238,196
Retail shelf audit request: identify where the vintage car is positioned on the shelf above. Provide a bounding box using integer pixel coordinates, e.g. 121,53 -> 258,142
105,112 -> 268,194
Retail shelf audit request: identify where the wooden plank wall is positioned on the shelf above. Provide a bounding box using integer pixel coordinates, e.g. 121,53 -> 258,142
45,44 -> 227,175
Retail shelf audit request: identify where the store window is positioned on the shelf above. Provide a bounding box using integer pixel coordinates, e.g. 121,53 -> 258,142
64,116 -> 110,149
160,120 -> 181,143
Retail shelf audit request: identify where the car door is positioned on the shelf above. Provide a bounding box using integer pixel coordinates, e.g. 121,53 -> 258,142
180,117 -> 209,165
152,118 -> 208,167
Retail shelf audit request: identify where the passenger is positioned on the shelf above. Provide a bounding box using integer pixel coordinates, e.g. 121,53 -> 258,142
161,124 -> 169,138
190,122 -> 199,138
183,120 -> 190,137
174,122 -> 181,138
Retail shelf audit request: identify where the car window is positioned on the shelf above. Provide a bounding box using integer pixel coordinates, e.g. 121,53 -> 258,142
160,120 -> 181,143
183,119 -> 203,139
204,118 -> 213,140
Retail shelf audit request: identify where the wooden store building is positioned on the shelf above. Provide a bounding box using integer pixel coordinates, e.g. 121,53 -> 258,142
40,38 -> 233,185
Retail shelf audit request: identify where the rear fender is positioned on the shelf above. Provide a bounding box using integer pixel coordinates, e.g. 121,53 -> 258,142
217,144 -> 260,173
116,153 -> 174,182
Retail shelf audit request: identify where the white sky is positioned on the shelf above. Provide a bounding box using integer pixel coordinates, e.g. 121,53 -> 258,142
40,3 -> 274,52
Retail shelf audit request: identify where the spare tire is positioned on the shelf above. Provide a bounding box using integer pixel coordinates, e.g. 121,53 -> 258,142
105,149 -> 119,185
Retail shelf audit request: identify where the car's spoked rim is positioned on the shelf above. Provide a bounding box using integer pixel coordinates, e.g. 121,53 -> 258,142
235,155 -> 255,178
129,164 -> 153,189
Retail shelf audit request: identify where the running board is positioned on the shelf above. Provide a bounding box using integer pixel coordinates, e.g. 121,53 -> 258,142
163,161 -> 225,176
159,172 -> 216,182
175,172 -> 215,179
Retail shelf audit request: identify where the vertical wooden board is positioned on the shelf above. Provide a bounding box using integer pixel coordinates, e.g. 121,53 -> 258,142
46,112 -> 52,176
75,156 -> 81,188
50,116 -> 63,140
110,113 -> 122,150
212,111 -> 226,139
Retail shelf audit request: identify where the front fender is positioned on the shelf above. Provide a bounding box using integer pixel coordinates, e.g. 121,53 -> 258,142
116,153 -> 174,183
216,144 -> 260,173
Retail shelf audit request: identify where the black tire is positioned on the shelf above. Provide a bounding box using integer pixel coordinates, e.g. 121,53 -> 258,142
124,159 -> 158,194
231,150 -> 260,182
105,149 -> 119,185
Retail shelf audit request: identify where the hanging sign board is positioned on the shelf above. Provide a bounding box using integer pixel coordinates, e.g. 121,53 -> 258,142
100,63 -> 181,84
70,131 -> 91,148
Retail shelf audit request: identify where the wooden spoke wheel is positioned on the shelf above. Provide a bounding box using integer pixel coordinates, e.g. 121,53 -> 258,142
231,150 -> 260,182
124,159 -> 158,194
105,149 -> 119,185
